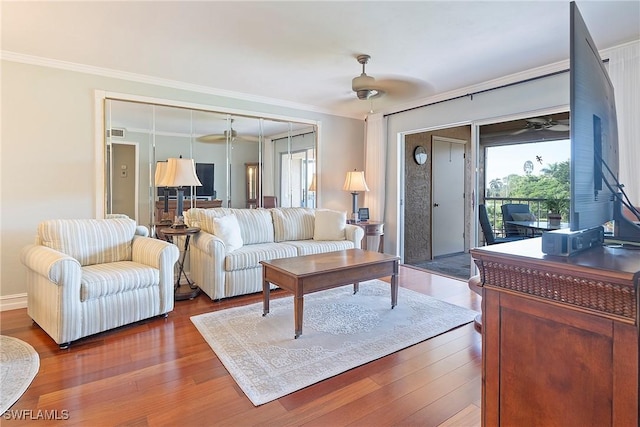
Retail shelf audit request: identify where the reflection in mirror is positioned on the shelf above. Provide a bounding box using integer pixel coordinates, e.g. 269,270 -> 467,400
104,98 -> 317,228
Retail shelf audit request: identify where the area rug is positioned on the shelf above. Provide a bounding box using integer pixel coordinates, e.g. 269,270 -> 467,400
191,279 -> 478,406
1,335 -> 40,414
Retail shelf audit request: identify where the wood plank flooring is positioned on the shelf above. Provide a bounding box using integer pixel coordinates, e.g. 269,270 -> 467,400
1,266 -> 481,426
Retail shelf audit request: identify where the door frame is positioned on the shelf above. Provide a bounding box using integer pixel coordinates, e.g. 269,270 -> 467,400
431,135 -> 467,258
399,124 -> 472,264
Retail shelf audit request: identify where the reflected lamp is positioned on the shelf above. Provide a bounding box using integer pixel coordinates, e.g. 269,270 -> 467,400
157,157 -> 202,228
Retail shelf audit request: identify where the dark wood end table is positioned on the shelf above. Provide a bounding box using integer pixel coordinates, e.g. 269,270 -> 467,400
159,226 -> 201,301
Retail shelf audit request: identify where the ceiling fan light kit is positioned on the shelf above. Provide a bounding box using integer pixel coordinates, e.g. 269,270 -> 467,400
352,54 -> 385,100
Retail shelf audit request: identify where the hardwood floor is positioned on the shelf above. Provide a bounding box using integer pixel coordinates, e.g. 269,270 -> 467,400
1,266 -> 481,426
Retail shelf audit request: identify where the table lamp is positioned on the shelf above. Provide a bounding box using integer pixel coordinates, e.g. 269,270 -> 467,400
157,156 -> 202,228
343,170 -> 369,223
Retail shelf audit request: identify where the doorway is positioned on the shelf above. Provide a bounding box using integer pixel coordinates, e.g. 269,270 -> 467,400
107,142 -> 139,221
403,126 -> 471,273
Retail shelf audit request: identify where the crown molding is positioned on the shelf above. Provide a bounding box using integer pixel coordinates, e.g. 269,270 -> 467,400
1,51 -> 362,120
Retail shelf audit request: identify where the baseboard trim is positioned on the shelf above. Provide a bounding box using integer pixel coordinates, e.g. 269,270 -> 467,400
1,293 -> 27,311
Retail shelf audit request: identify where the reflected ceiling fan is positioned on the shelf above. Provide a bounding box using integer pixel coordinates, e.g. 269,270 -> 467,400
512,117 -> 570,135
197,119 -> 260,143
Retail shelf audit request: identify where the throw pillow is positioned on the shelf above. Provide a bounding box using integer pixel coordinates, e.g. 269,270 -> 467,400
271,208 -> 315,242
511,212 -> 537,221
313,209 -> 347,241
213,214 -> 243,252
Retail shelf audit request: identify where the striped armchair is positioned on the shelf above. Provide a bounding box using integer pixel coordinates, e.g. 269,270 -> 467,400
20,218 -> 179,349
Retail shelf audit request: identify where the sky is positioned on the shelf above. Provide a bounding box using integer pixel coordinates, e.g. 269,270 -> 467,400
485,140 -> 570,185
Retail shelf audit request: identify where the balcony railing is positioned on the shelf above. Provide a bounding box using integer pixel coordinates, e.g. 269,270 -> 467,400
483,197 -> 569,238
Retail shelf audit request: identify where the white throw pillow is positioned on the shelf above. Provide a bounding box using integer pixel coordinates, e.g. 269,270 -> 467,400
313,209 -> 347,241
213,214 -> 243,252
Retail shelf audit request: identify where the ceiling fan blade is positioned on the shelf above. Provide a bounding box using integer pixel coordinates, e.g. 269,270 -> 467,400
548,124 -> 570,131
196,134 -> 226,142
197,134 -> 260,143
511,128 -> 530,135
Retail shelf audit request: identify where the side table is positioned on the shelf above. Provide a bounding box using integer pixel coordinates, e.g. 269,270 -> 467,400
159,227 -> 201,301
356,221 -> 384,252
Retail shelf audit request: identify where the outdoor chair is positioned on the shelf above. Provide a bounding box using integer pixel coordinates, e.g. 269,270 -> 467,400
479,204 -> 527,245
501,203 -> 536,237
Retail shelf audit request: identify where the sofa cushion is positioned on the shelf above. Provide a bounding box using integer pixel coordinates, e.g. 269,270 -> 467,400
224,242 -> 297,271
213,214 -> 243,252
313,209 -> 347,241
230,209 -> 274,245
271,207 -> 315,242
38,218 -> 136,266
282,240 -> 355,256
80,261 -> 159,301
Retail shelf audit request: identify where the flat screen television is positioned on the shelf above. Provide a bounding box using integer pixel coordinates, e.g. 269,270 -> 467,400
157,162 -> 215,199
569,2 -> 640,243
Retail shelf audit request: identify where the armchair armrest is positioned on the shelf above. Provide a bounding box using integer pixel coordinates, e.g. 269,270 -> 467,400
20,244 -> 81,284
20,244 -> 83,345
131,236 -> 179,314
131,236 -> 179,269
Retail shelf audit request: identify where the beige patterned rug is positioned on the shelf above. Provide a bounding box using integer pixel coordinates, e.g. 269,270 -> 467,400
1,335 -> 40,414
191,279 -> 478,405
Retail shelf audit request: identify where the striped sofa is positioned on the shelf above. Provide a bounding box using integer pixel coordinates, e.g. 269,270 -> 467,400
185,207 -> 364,300
20,218 -> 179,348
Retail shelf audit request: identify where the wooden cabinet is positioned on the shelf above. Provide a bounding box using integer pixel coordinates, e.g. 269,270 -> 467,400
471,238 -> 639,426
155,199 -> 222,224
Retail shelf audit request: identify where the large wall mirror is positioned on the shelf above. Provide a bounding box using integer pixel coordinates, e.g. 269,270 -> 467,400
104,98 -> 318,228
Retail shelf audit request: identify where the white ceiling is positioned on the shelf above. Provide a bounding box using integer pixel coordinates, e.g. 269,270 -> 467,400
2,1 -> 639,119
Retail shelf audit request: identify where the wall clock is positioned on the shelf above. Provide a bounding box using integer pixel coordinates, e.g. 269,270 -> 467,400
414,146 -> 428,165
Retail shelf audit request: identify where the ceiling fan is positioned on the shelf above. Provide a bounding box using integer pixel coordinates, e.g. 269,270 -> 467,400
512,117 -> 570,135
351,54 -> 385,100
196,119 -> 260,143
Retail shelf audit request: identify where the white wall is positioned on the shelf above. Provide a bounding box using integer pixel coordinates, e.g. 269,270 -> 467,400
0,60 -> 365,304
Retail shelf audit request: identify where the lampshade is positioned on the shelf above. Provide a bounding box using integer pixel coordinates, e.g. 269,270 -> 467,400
343,170 -> 370,193
154,161 -> 168,187
308,174 -> 317,192
157,157 -> 202,188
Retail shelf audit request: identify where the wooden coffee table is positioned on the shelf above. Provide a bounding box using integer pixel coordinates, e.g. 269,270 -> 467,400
260,249 -> 400,338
